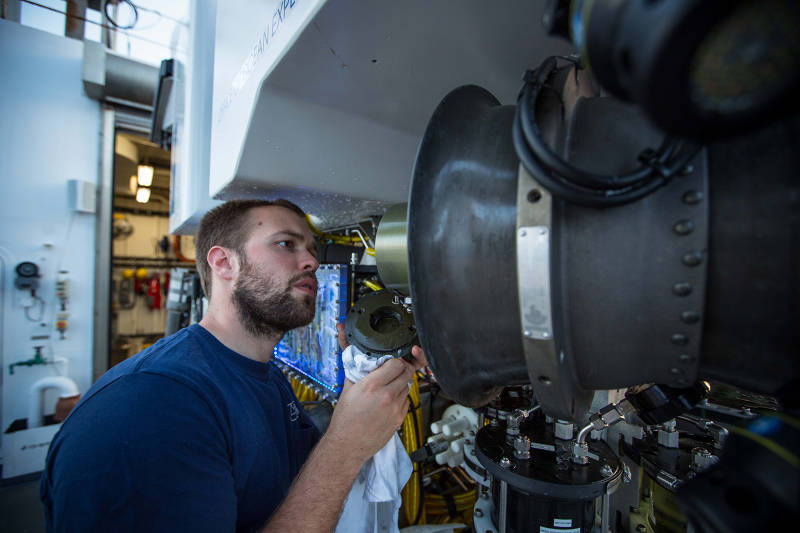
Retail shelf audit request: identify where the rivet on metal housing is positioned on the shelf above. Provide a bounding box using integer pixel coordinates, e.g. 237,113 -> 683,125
680,311 -> 700,324
671,334 -> 689,346
682,251 -> 703,267
682,190 -> 704,205
673,282 -> 692,296
673,220 -> 695,235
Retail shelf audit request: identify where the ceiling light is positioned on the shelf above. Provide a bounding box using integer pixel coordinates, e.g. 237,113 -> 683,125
137,164 -> 154,187
135,187 -> 151,203
129,175 -> 138,195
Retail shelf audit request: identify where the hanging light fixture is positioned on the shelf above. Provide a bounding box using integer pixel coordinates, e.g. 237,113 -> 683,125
135,187 -> 151,203
137,164 -> 154,187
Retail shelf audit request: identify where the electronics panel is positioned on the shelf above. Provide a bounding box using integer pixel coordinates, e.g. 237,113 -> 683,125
274,264 -> 348,396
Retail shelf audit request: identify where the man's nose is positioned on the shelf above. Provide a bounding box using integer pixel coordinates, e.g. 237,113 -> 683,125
300,249 -> 319,272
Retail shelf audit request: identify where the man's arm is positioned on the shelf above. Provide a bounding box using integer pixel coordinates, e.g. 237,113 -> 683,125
262,334 -> 427,532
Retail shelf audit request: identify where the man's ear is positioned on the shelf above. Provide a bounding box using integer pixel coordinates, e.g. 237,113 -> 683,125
207,246 -> 238,284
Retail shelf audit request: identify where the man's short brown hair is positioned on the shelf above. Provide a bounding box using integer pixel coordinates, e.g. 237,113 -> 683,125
195,199 -> 306,298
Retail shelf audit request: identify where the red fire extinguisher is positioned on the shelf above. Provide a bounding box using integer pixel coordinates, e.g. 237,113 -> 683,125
147,277 -> 162,310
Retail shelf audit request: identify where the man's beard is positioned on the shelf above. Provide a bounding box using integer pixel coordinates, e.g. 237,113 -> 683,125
231,259 -> 316,339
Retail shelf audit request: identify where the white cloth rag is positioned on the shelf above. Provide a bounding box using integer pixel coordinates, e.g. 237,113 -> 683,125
335,345 -> 413,533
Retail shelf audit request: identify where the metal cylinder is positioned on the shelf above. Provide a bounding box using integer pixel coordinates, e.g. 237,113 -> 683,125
491,480 -> 596,533
374,202 -> 410,293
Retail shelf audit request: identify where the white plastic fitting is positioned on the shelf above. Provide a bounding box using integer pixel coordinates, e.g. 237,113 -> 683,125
28,376 -> 79,428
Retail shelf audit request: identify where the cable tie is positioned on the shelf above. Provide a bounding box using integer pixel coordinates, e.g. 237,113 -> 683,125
638,148 -> 671,177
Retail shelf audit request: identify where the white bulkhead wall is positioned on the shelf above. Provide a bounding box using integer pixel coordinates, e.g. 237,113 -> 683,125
0,19 -> 100,476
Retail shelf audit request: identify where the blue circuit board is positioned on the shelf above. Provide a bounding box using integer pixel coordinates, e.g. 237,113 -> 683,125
274,264 -> 348,395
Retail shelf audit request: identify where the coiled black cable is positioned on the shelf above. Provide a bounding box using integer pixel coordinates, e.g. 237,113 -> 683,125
513,57 -> 701,207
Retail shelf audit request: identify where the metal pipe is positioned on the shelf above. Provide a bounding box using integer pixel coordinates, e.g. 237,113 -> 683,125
351,227 -> 373,249
577,422 -> 594,445
93,107 -> 115,381
499,479 -> 508,533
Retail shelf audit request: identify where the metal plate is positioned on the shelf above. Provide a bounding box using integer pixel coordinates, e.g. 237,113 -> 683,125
517,226 -> 553,340
475,418 -> 622,500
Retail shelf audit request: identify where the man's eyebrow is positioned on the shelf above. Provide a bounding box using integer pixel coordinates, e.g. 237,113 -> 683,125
267,230 -> 308,241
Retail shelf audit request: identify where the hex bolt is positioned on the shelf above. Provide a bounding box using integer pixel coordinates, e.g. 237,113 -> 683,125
673,220 -> 695,236
680,164 -> 695,176
513,436 -> 531,460
499,457 -> 512,468
475,509 -> 484,518
601,464 -> 613,477
679,353 -> 695,363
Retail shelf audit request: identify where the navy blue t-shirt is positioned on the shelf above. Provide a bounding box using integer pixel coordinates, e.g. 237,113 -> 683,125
40,324 -> 321,532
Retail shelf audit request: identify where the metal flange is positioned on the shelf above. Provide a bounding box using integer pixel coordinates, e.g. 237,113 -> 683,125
344,290 -> 418,359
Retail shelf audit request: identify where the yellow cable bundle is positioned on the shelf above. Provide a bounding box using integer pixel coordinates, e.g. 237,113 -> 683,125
424,487 -> 477,526
401,373 -> 425,525
290,376 -> 318,402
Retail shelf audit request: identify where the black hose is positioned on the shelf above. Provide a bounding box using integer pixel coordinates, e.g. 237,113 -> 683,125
514,57 -> 701,207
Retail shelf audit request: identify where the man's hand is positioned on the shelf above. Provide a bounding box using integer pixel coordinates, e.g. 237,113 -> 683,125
262,325 -> 429,533
336,322 -> 428,371
330,323 -> 428,463
336,322 -> 349,351
327,358 -> 412,461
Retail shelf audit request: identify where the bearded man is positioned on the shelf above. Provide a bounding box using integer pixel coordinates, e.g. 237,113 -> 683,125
41,199 -> 427,532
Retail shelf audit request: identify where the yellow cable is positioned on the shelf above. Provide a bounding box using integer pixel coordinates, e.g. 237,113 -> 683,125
401,373 -> 425,525
363,279 -> 384,292
290,377 -> 318,402
305,214 -> 361,245
731,426 -> 800,468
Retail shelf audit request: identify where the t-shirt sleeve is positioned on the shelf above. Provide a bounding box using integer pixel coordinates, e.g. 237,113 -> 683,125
41,372 -> 237,533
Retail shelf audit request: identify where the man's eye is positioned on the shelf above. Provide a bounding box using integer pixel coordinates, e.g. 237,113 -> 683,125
277,240 -> 294,249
